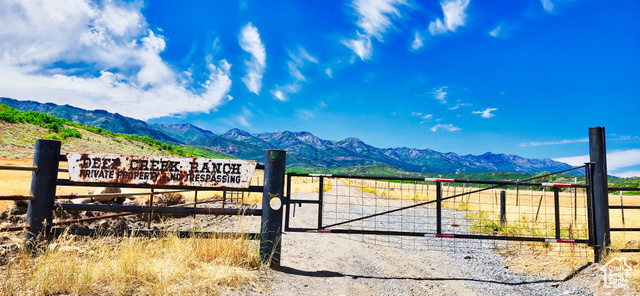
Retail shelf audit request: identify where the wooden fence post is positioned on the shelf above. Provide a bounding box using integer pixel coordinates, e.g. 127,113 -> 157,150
25,139 -> 61,249
260,149 -> 286,269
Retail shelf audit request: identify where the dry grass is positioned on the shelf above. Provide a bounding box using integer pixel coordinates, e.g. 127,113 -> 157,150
0,232 -> 261,295
288,176 -> 332,194
1,156 -> 266,295
599,251 -> 640,291
0,158 -> 33,212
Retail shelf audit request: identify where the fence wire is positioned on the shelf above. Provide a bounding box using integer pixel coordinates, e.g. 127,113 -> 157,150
287,175 -> 592,259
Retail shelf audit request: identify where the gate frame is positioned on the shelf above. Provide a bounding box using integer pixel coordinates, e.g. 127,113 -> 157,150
285,170 -> 591,244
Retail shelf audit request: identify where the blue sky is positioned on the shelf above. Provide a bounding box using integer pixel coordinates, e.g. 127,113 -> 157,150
1,0 -> 639,176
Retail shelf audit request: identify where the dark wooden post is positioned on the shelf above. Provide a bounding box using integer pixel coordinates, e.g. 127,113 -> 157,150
589,126 -> 610,262
260,150 -> 286,269
25,139 -> 61,249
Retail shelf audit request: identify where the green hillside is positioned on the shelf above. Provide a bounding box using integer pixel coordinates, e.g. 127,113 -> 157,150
0,104 -> 233,159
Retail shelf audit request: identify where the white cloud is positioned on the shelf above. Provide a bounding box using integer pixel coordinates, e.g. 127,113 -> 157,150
431,124 -> 461,132
295,109 -> 315,119
352,0 -> 408,40
472,108 -> 498,118
271,89 -> 286,102
450,102 -> 472,110
519,138 -> 589,147
541,0 -> 554,13
239,23 -> 266,94
287,47 -> 318,82
411,31 -> 424,50
552,155 -> 587,167
432,86 -> 448,103
236,116 -> 251,128
270,83 -> 300,102
554,149 -> 640,177
342,31 -> 373,61
235,107 -> 253,128
269,47 -> 317,101
343,0 -> 410,60
489,26 -> 501,37
411,112 -> 433,120
615,171 -> 640,178
325,67 -> 333,78
0,0 -> 232,120
429,0 -> 470,36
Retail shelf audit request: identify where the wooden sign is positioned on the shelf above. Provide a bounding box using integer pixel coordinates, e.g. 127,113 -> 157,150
67,153 -> 257,189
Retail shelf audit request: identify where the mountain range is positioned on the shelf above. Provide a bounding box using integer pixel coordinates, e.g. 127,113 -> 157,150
0,97 -> 573,174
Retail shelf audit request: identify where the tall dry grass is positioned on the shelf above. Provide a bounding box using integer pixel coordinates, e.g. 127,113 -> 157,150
0,159 -> 265,295
1,232 -> 261,295
288,176 -> 332,194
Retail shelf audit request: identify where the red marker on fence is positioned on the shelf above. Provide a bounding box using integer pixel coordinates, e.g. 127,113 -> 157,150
545,238 -> 576,243
424,178 -> 455,183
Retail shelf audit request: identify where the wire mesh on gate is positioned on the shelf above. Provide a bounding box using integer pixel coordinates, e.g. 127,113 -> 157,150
608,187 -> 640,252
286,173 -> 593,259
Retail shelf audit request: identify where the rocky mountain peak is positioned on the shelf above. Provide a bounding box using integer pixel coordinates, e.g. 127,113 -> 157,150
223,128 -> 252,138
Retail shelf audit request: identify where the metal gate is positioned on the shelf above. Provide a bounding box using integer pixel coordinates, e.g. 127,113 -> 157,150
285,166 -> 595,257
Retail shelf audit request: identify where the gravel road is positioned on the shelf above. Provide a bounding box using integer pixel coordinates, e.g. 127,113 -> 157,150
243,180 -> 599,296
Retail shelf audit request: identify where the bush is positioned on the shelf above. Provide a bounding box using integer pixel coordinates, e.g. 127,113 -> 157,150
0,104 -> 82,140
59,128 -> 82,140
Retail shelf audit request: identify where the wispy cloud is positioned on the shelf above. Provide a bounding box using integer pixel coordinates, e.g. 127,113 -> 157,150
235,107 -> 253,128
411,31 -> 424,50
270,83 -> 300,102
270,89 -> 286,102
287,46 -> 318,82
489,26 -> 501,37
295,109 -> 315,120
519,138 -> 589,147
450,102 -> 472,110
343,0 -> 410,60
0,0 -> 232,120
472,108 -> 498,118
352,0 -> 408,40
342,31 -> 373,61
431,124 -> 461,132
239,23 -> 266,94
432,86 -> 448,103
541,0 -> 554,13
429,0 -> 470,35
270,46 -> 317,101
411,112 -> 433,120
554,149 -> 640,177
